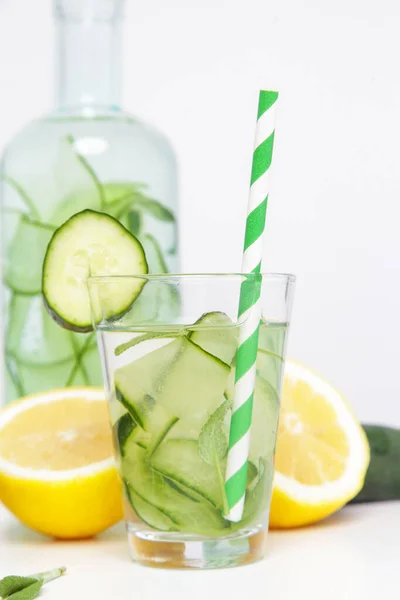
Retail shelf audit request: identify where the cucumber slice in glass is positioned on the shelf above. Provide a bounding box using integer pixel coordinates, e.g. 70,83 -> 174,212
249,376 -> 280,461
115,337 -> 230,425
123,444 -> 228,535
5,216 -> 55,295
42,209 -> 148,332
189,312 -> 237,366
116,413 -> 137,454
150,439 -> 226,509
256,349 -> 283,393
125,485 -> 176,532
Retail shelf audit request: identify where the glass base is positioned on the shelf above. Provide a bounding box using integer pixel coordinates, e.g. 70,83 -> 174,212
126,523 -> 268,569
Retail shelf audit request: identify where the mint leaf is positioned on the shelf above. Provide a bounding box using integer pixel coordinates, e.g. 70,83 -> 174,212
132,196 -> 175,222
198,397 -> 232,515
0,577 -> 38,597
109,191 -> 175,223
7,581 -> 43,600
0,568 -> 66,600
198,397 -> 232,465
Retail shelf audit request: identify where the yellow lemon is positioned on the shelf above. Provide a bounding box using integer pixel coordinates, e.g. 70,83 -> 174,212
0,387 -> 123,539
270,360 -> 370,528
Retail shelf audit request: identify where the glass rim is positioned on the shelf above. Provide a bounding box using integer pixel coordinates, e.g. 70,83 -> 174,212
87,272 -> 296,284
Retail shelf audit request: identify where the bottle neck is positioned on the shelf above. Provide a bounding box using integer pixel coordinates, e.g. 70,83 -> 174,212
55,19 -> 122,111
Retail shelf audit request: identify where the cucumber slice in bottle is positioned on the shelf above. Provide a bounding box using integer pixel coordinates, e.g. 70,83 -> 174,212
189,312 -> 237,366
150,439 -> 226,509
18,358 -> 76,395
5,216 -> 55,295
123,443 -> 228,535
7,295 -> 76,366
42,209 -> 148,332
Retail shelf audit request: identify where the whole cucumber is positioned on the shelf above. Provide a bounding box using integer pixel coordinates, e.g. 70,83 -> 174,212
350,425 -> 400,503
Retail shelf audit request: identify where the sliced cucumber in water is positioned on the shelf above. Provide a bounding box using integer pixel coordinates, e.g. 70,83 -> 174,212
42,210 -> 148,332
151,439 -> 226,509
5,216 -> 55,295
189,312 -> 237,366
18,358 -> 76,395
232,458 -> 272,530
115,337 -> 230,430
125,484 -> 176,532
249,376 -> 280,461
7,294 -> 76,365
116,413 -> 137,455
123,443 -> 228,534
256,349 -> 283,393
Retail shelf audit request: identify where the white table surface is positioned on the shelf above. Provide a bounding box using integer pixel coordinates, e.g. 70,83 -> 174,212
0,502 -> 399,600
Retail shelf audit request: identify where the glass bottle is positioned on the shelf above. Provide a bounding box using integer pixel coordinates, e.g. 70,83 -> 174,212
1,0 -> 179,403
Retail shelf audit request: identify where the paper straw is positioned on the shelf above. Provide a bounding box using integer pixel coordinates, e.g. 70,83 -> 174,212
224,90 -> 279,522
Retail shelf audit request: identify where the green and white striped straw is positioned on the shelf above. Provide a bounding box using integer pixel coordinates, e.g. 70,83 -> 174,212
224,90 -> 279,522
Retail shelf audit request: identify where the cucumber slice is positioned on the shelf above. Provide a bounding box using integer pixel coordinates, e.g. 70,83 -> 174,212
7,295 -> 76,365
151,439 -> 226,509
125,484 -> 176,531
116,387 -> 178,456
256,349 -> 284,393
18,358 -> 75,395
116,413 -> 137,455
225,369 -> 280,462
249,376 -> 280,461
42,209 -> 148,332
189,312 -> 237,366
123,443 -> 228,535
232,458 -> 273,529
258,321 -> 287,356
114,337 -> 230,429
5,216 -> 55,295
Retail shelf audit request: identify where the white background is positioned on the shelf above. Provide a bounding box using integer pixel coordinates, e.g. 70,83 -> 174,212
0,0 -> 399,426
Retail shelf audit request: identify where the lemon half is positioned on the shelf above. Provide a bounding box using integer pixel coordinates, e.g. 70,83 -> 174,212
0,387 -> 122,539
270,360 -> 370,528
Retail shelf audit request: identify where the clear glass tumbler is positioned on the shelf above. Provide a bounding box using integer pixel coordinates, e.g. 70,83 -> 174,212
88,273 -> 295,568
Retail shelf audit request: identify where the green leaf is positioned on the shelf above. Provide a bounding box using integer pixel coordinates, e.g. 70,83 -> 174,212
7,581 -> 43,600
102,181 -> 147,205
0,576 -> 38,597
106,188 -> 175,223
65,135 -> 105,210
48,136 -> 104,226
131,196 -> 175,222
198,397 -> 232,515
198,397 -> 232,465
141,233 -> 168,274
0,567 -> 65,599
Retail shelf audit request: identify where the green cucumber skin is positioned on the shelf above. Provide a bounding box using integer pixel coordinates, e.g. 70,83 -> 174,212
42,294 -> 94,333
351,425 -> 400,504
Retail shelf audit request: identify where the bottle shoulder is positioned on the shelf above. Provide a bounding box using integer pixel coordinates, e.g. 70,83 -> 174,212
2,107 -> 177,167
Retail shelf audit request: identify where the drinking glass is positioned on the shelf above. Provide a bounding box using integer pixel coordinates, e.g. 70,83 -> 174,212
88,273 -> 295,568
